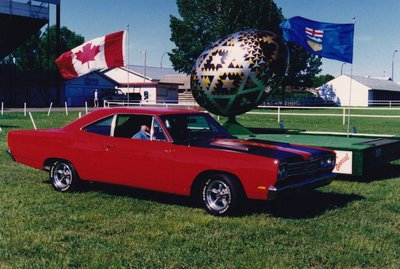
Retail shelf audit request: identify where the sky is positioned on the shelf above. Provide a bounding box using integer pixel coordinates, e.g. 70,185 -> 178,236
49,0 -> 400,80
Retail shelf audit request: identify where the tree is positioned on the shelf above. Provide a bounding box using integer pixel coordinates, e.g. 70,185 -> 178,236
0,26 -> 84,106
2,25 -> 84,72
39,25 -> 85,71
311,74 -> 335,87
170,0 -> 284,74
1,30 -> 41,72
282,43 -> 322,88
169,0 -> 322,88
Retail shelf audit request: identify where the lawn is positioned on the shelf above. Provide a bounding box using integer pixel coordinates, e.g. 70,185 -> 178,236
0,110 -> 399,268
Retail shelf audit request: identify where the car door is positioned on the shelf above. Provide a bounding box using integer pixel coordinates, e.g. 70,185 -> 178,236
75,115 -> 116,181
100,114 -> 176,193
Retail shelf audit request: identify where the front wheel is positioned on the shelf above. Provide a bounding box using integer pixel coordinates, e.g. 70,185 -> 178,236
50,161 -> 80,192
201,174 -> 243,216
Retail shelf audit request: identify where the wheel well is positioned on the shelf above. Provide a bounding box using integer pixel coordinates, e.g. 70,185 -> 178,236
190,170 -> 246,199
43,158 -> 70,171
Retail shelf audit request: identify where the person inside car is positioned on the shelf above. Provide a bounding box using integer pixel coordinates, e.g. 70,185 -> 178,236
132,125 -> 150,140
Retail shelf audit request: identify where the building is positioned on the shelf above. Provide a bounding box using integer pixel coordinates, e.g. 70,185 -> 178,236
324,75 -> 400,107
64,71 -> 117,107
103,66 -> 189,105
64,65 -> 190,106
0,1 -> 193,107
0,0 -> 52,59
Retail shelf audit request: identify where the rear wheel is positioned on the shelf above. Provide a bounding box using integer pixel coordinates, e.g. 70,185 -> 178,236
201,173 -> 243,216
50,161 -> 80,192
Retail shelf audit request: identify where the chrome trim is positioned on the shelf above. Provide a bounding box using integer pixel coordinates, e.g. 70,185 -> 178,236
267,173 -> 336,200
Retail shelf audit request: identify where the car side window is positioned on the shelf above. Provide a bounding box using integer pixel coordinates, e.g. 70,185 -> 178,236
152,118 -> 167,141
111,114 -> 168,141
114,114 -> 152,139
82,116 -> 114,136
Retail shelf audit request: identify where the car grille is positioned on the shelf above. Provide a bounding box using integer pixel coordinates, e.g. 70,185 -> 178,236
275,158 -> 323,188
287,158 -> 321,176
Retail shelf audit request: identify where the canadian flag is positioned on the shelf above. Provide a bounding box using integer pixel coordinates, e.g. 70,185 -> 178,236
55,30 -> 126,79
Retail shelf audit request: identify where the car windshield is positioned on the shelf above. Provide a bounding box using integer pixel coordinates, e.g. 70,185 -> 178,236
159,113 -> 234,144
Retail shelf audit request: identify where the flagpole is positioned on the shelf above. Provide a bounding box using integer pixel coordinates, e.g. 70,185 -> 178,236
346,17 -> 356,138
347,64 -> 353,137
126,24 -> 130,106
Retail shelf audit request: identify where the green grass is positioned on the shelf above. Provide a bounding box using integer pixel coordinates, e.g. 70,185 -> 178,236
1,110 -> 400,268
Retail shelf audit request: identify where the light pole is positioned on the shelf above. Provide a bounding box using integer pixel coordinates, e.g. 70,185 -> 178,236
340,62 -> 346,75
160,52 -> 168,68
140,50 -> 147,82
392,49 -> 398,81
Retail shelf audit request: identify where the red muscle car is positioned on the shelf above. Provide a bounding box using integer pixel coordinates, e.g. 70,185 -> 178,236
7,107 -> 336,216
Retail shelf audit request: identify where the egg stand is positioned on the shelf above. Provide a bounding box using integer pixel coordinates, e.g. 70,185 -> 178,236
221,115 -> 253,135
222,113 -> 400,176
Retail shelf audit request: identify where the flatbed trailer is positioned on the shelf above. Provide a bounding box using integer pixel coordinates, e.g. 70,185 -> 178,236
235,129 -> 400,176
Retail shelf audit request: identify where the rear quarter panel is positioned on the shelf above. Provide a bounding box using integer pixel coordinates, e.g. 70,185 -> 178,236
7,129 -> 85,172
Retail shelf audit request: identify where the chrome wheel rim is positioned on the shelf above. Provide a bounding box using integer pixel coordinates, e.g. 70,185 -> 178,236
52,163 -> 72,190
205,179 -> 231,212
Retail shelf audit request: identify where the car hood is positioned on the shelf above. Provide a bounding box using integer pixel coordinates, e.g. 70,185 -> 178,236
204,138 -> 332,162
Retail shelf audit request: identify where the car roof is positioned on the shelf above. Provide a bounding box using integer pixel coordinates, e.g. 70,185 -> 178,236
93,106 -> 202,115
63,106 -> 205,130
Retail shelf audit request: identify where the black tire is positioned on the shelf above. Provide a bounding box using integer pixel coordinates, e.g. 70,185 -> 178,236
201,173 -> 243,216
50,160 -> 80,192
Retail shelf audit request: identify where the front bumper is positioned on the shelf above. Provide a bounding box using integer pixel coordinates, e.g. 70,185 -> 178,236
267,173 -> 336,200
6,148 -> 15,161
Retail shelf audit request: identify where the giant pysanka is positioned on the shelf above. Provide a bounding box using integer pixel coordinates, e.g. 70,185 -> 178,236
191,30 -> 288,117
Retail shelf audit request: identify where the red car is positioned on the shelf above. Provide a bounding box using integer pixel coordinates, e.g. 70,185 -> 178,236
7,107 -> 336,216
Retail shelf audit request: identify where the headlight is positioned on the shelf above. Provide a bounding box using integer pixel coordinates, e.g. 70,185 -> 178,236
278,163 -> 287,179
320,156 -> 335,169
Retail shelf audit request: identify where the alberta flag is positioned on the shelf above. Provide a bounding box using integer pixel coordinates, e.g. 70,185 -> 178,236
56,31 -> 126,79
280,16 -> 354,63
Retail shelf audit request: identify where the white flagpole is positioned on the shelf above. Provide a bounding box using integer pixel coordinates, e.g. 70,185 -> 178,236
347,17 -> 356,138
347,65 -> 353,137
126,25 -> 130,106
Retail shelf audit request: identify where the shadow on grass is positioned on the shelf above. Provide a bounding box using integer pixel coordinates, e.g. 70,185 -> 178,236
42,179 -> 363,219
337,162 -> 400,183
80,181 -> 192,207
0,125 -> 19,129
246,191 -> 364,219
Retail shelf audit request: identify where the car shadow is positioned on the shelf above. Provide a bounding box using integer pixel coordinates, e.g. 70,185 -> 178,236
245,191 -> 364,219
41,180 -> 363,219
337,162 -> 400,183
82,182 -> 193,207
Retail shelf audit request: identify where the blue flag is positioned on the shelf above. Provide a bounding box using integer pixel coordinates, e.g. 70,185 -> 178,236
280,16 -> 354,63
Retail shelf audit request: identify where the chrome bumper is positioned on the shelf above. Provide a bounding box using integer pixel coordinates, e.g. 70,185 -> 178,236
6,148 -> 15,161
267,173 -> 336,200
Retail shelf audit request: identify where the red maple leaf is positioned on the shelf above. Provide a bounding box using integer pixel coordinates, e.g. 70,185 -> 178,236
75,42 -> 100,68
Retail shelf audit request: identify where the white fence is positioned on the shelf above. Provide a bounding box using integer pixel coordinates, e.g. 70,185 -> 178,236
368,100 -> 400,107
253,106 -> 400,125
0,101 -> 90,116
102,101 -> 400,128
3,101 -> 400,126
103,99 -> 199,109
